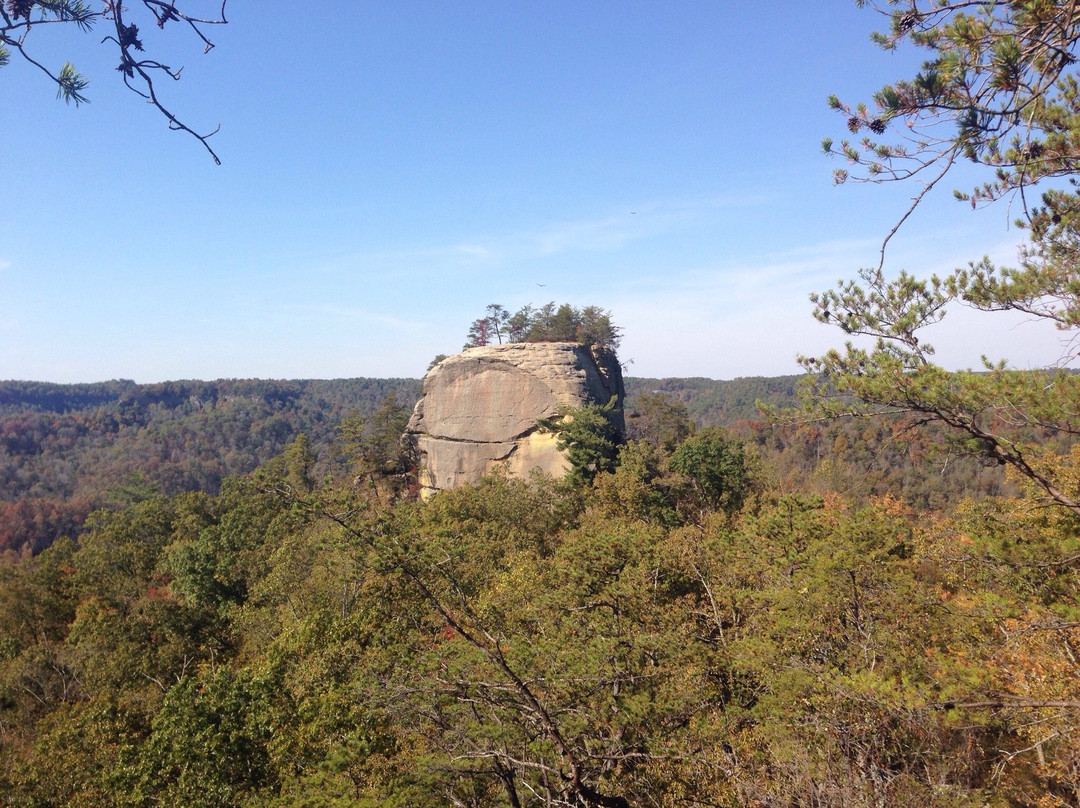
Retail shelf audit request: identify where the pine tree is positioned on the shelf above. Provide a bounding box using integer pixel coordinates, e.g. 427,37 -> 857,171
810,2 -> 1080,516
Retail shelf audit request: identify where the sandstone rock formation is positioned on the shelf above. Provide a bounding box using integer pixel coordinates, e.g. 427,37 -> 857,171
405,342 -> 624,495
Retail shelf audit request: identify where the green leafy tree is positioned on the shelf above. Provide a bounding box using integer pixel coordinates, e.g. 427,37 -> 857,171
669,427 -> 752,515
3,1 -> 227,162
336,393 -> 415,502
6,455 -> 1080,803
548,302 -> 578,342
136,670 -> 280,807
337,394 -> 413,476
576,304 -> 622,352
485,303 -> 509,343
588,440 -> 681,526
283,433 -> 316,493
529,301 -> 559,340
537,398 -> 624,484
805,7 -> 1080,791
505,303 -> 534,342
626,391 -> 693,452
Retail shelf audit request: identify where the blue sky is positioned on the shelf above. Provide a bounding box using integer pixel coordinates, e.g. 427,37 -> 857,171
1,2 -> 1063,382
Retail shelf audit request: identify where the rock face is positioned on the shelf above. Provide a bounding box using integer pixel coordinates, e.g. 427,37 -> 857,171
405,342 -> 624,495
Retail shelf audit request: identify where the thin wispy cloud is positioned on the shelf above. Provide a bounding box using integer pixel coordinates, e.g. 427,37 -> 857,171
449,244 -> 494,260
362,212 -> 663,268
623,228 -> 1025,305
610,231 -> 1050,378
287,303 -> 423,331
519,193 -> 777,260
334,194 -> 772,275
531,215 -> 643,256
614,237 -> 882,303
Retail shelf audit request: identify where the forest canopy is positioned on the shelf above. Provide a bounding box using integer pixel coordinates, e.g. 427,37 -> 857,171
1,394 -> 1077,805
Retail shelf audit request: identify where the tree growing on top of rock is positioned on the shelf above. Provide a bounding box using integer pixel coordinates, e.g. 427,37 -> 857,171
464,302 -> 621,352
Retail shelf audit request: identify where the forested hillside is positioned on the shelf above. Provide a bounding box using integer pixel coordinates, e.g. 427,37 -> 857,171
1,375 -> 1015,557
625,375 -> 803,426
625,377 -> 1014,510
0,379 -> 420,556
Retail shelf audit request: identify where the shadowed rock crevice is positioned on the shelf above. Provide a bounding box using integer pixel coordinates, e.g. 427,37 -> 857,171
405,342 -> 624,495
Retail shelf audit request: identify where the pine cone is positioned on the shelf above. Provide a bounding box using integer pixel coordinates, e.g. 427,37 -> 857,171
5,0 -> 35,20
897,11 -> 922,34
120,22 -> 143,51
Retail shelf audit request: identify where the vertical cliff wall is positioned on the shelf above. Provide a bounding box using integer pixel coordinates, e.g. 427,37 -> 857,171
404,342 -> 624,495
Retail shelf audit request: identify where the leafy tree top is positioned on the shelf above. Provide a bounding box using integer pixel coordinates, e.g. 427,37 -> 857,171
464,302 -> 622,353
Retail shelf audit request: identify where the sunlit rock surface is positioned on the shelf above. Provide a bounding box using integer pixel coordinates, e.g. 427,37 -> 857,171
405,342 -> 624,495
